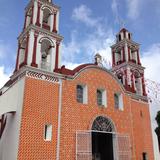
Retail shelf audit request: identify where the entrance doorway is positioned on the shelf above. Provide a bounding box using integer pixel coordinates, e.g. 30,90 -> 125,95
92,131 -> 114,160
91,116 -> 115,160
76,116 -> 131,160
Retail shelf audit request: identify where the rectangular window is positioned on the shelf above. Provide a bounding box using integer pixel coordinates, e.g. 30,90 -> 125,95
97,89 -> 107,107
142,152 -> 148,160
76,84 -> 87,104
44,124 -> 52,141
114,93 -> 123,110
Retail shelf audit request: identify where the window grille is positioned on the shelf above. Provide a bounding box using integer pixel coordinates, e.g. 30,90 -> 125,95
77,85 -> 83,103
97,90 -> 102,106
114,93 -> 119,109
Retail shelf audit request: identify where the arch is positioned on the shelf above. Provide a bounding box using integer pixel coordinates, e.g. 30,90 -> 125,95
39,37 -> 55,47
133,69 -> 141,78
91,116 -> 116,132
41,6 -> 53,13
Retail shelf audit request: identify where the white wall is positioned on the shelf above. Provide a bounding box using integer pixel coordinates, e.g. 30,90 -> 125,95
0,78 -> 25,160
149,103 -> 160,160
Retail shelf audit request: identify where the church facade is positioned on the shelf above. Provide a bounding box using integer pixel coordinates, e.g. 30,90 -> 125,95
0,0 -> 154,160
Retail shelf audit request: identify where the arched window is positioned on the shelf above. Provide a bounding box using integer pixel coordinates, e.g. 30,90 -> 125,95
77,85 -> 83,103
42,8 -> 52,30
92,116 -> 115,132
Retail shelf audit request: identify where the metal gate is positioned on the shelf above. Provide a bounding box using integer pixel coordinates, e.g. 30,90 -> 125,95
116,134 -> 131,160
76,131 -> 131,160
76,131 -> 92,160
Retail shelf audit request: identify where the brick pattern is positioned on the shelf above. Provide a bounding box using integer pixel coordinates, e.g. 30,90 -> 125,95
17,68 -> 154,160
18,77 -> 59,160
131,100 -> 154,160
60,68 -> 133,160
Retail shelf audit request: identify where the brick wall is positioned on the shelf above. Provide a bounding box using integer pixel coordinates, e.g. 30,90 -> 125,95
18,77 -> 59,160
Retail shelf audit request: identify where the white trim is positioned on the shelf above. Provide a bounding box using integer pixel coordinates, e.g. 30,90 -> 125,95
56,79 -> 62,160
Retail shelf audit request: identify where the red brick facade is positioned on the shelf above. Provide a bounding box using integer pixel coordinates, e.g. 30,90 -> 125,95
16,67 -> 154,160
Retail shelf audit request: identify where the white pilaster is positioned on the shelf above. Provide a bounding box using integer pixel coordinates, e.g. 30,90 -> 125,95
58,44 -> 62,68
40,8 -> 43,27
37,34 -> 43,68
56,11 -> 60,32
51,46 -> 56,71
27,30 -> 34,65
49,14 -> 53,32
121,32 -> 124,40
125,43 -> 128,61
33,1 -> 38,25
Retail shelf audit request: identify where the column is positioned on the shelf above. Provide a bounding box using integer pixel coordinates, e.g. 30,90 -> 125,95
31,32 -> 38,67
112,50 -> 115,66
30,6 -> 34,24
141,73 -> 147,96
123,30 -> 126,39
131,73 -> 136,92
23,14 -> 27,30
128,46 -> 131,61
123,46 -> 125,62
14,43 -> 21,73
52,13 -> 57,33
124,70 -> 128,90
36,2 -> 41,26
137,50 -> 141,65
55,41 -> 60,70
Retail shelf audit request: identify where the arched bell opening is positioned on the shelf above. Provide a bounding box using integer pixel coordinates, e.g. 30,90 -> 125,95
19,38 -> 27,66
116,72 -> 124,85
42,7 -> 52,31
26,8 -> 33,28
40,38 -> 53,71
133,70 -> 142,95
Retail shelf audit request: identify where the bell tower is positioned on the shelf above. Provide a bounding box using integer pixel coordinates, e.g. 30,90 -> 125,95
111,28 -> 147,96
14,0 -> 63,73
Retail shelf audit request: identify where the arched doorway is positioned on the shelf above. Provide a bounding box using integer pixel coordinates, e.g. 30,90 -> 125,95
76,116 -> 131,160
91,116 -> 115,160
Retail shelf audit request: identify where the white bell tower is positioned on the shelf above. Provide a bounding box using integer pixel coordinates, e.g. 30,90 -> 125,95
111,28 -> 147,96
14,0 -> 63,73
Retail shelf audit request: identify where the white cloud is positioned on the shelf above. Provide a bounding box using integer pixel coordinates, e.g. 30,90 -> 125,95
72,4 -> 99,27
141,43 -> 160,160
111,0 -> 119,23
126,0 -> 141,20
141,43 -> 160,83
0,66 -> 10,88
62,5 -> 115,69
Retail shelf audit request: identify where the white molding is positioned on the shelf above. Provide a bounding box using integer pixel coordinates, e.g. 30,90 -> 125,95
56,79 -> 62,160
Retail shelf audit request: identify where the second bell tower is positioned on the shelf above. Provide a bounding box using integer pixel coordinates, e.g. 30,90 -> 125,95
14,0 -> 63,73
111,28 -> 147,96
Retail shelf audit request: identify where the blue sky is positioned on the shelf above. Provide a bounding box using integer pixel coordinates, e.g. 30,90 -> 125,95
0,0 -> 160,77
0,0 -> 160,80
0,0 -> 160,158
